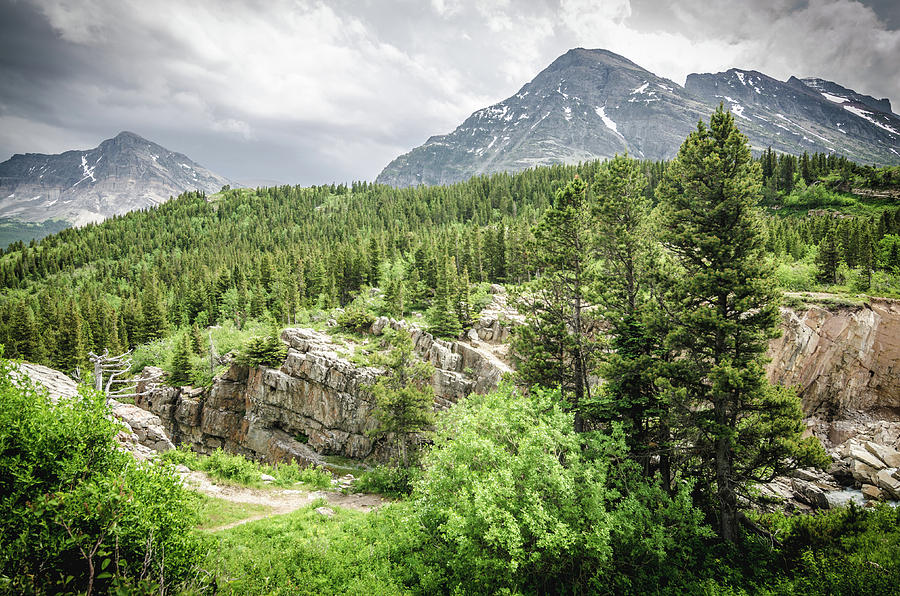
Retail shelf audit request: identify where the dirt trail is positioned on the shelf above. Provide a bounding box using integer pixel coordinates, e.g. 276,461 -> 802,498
179,469 -> 388,531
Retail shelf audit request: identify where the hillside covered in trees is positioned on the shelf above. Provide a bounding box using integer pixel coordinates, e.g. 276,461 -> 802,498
0,134 -> 898,374
3,108 -> 900,595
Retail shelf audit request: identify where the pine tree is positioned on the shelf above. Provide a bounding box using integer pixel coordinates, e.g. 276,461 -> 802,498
169,331 -> 193,386
816,228 -> 843,284
57,298 -> 86,374
592,154 -> 666,474
656,107 -> 824,542
141,277 -> 167,341
512,177 -> 597,432
8,300 -> 43,362
426,259 -> 462,339
369,329 -> 434,466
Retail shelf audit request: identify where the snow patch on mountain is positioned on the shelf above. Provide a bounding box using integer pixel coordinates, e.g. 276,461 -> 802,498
843,105 -> 900,135
820,92 -> 846,104
595,106 -> 626,143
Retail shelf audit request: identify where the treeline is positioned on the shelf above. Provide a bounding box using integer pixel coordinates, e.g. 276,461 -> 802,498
759,148 -> 900,195
0,146 -> 898,373
0,160 -> 664,372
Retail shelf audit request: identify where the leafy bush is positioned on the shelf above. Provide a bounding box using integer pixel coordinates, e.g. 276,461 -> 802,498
775,257 -> 818,291
336,307 -> 376,333
263,460 -> 332,489
162,444 -> 332,489
355,465 -> 420,498
192,448 -> 262,485
414,385 -> 617,593
0,356 -> 204,594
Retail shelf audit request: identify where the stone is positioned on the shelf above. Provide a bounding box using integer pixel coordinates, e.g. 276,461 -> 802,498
861,484 -> 884,500
851,459 -> 880,486
848,444 -> 887,471
791,478 -> 830,509
827,460 -> 855,486
260,474 -> 276,483
865,441 -> 900,468
315,506 -> 335,517
875,468 -> 900,499
767,300 -> 900,419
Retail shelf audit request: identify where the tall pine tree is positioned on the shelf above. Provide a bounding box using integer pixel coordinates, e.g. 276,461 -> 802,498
656,107 -> 823,542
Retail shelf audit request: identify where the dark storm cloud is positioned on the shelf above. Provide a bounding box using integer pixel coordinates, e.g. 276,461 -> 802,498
0,0 -> 897,184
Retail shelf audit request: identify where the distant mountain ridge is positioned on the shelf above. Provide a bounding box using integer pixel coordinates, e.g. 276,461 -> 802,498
377,48 -> 900,187
0,131 -> 230,226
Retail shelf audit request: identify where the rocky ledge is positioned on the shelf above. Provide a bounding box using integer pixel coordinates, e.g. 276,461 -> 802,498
135,321 -> 511,465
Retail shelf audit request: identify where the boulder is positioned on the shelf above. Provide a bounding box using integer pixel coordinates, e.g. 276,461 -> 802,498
790,478 -> 830,509
865,441 -> 900,468
861,484 -> 884,500
851,459 -> 881,486
875,468 -> 900,499
848,443 -> 887,471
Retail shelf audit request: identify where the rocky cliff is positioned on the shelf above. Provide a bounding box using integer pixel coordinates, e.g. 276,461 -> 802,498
136,318 -> 512,465
767,298 -> 900,421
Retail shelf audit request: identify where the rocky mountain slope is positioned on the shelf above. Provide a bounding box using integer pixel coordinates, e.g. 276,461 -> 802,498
0,131 -> 230,226
377,48 -> 900,186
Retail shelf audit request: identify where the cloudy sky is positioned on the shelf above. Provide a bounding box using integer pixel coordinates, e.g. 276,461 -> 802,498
1,0 -> 898,184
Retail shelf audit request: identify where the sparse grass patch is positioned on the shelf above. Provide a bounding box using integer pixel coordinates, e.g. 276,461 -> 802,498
196,494 -> 272,531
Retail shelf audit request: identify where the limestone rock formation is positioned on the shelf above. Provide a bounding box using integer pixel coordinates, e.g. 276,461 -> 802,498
15,362 -> 170,459
767,299 -> 900,417
135,323 -> 512,464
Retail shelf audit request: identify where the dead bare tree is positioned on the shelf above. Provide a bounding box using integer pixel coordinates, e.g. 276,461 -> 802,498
89,349 -> 162,402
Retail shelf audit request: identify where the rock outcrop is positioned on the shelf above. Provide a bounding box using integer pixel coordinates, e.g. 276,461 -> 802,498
767,299 -> 900,418
762,298 -> 900,507
15,362 -> 171,460
136,323 -> 512,464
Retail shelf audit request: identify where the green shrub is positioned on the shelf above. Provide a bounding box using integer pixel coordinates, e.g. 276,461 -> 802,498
0,356 -> 204,594
336,308 -> 376,333
198,448 -> 262,485
414,385 -> 617,593
236,329 -> 287,368
263,460 -> 333,489
160,443 -> 202,468
355,465 -> 419,498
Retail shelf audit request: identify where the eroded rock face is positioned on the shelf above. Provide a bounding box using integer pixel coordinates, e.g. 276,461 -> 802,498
767,299 -> 900,417
136,323 -> 511,464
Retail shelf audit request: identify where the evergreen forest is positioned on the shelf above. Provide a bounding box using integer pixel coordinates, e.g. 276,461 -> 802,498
2,108 -> 900,594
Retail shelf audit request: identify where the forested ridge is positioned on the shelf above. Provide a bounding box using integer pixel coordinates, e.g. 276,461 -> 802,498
3,108 -> 900,595
1,140 -> 898,373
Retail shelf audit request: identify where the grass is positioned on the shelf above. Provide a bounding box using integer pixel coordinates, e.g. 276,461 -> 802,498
765,186 -> 900,218
206,501 -> 421,595
195,494 -> 273,531
161,445 -> 333,489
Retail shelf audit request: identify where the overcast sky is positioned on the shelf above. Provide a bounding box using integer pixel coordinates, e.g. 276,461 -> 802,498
1,0 -> 898,184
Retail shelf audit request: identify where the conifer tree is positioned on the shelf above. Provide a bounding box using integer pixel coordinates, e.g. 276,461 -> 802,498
369,329 -> 434,467
816,228 -> 843,284
656,107 -> 823,542
57,298 -> 86,374
427,259 -> 462,339
513,177 -> 597,432
592,154 -> 666,474
169,331 -> 193,386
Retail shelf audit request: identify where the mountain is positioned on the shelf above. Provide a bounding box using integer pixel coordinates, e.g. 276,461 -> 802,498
685,69 -> 900,163
377,49 -> 900,186
0,131 -> 230,226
